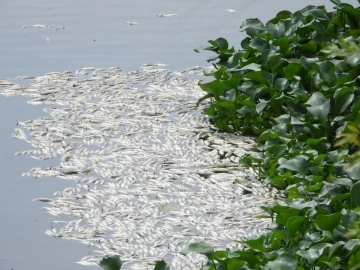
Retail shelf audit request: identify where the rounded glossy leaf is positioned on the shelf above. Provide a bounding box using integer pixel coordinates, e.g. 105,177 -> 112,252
300,56 -> 319,71
335,93 -> 355,114
244,235 -> 267,252
227,258 -> 245,270
347,162 -> 360,181
275,78 -> 289,91
287,216 -> 308,236
154,260 -> 170,270
240,63 -> 262,71
303,8 -> 329,21
243,71 -> 274,87
276,208 -> 300,225
278,157 -> 308,175
318,60 -> 336,84
240,18 -> 266,31
99,256 -> 122,270
275,10 -> 293,20
329,241 -> 345,258
256,100 -> 268,113
343,239 -> 360,251
296,249 -> 320,263
338,3 -> 360,27
350,181 -> 360,206
266,253 -> 298,270
180,242 -> 214,256
266,20 -> 286,39
315,213 -> 341,231
268,56 -> 287,73
249,37 -> 269,53
198,80 -> 225,100
241,37 -> 252,49
208,38 -> 229,50
284,63 -> 302,78
298,40 -> 318,54
306,92 -> 330,123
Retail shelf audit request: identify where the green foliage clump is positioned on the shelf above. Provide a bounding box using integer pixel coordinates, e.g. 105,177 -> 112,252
189,1 -> 360,269
99,255 -> 170,270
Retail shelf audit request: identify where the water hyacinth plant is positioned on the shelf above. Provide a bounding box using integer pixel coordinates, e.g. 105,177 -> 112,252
188,0 -> 360,269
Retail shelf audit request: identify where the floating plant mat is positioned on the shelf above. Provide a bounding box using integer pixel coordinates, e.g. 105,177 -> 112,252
0,65 -> 283,269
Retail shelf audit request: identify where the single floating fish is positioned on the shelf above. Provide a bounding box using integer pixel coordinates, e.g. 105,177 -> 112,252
225,9 -> 237,13
125,21 -> 139,25
22,24 -> 65,29
157,14 -> 178,17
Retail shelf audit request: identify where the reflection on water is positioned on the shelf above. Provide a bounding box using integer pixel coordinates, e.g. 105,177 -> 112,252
0,0 -> 358,269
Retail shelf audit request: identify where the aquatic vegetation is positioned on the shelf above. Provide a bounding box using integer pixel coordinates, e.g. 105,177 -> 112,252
100,255 -> 122,270
191,0 -> 360,269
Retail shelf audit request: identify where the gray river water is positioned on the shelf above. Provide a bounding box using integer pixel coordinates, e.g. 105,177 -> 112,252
1,1 -> 357,269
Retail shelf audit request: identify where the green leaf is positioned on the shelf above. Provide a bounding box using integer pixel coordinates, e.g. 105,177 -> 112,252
273,145 -> 288,157
275,78 -> 289,91
232,250 -> 260,267
329,241 -> 345,258
284,63 -> 302,78
240,18 -> 266,31
350,181 -> 360,206
318,60 -> 336,84
196,93 -> 213,107
347,162 -> 360,181
227,258 -> 245,270
338,3 -> 360,27
240,63 -> 262,71
198,80 -> 225,100
266,253 -> 298,270
216,100 -> 237,115
299,240 -> 312,250
278,157 -> 308,175
315,213 -> 341,231
330,176 -> 353,188
222,88 -> 236,102
287,216 -> 308,236
268,55 -> 287,73
276,208 -> 300,225
194,45 -> 216,53
343,239 -> 360,251
257,130 -> 279,142
305,92 -> 330,123
296,249 -> 320,263
335,92 -> 354,114
300,56 -> 319,71
180,242 -> 214,256
243,71 -> 274,87
62,170 -> 79,175
303,8 -> 329,21
100,256 -> 122,270
208,38 -> 229,51
154,260 -> 170,270
249,37 -> 269,53
273,38 -> 290,55
297,40 -> 318,54
256,100 -> 268,113
266,20 -> 286,39
224,73 -> 241,89
203,66 -> 226,79
244,235 -> 268,252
